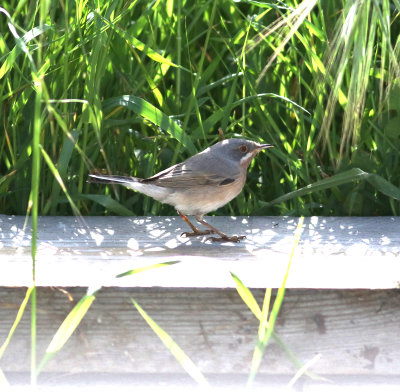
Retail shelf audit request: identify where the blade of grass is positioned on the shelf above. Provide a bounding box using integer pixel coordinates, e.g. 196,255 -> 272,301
131,298 -> 209,387
39,144 -> 81,217
196,72 -> 244,96
288,353 -> 322,388
182,0 -> 218,136
175,0 -> 182,108
258,287 -> 272,341
230,272 -> 262,320
30,64 -> 42,391
194,92 -> 309,136
116,260 -> 180,278
0,23 -> 52,80
231,271 -> 321,381
6,2 -> 50,381
0,287 -> 34,360
48,130 -> 80,215
96,12 -> 181,69
247,216 -> 304,386
102,95 -> 196,154
257,168 -> 400,213
37,286 -> 100,375
130,47 -> 166,109
0,8 -> 38,77
273,330 -> 325,382
80,194 -> 134,216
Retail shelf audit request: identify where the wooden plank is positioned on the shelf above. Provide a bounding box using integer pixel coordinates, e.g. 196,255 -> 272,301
1,288 -> 399,379
1,215 -> 399,288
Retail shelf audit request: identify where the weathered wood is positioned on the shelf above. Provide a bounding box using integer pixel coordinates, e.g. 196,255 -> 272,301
1,288 -> 399,382
0,215 -> 399,288
1,216 -> 400,387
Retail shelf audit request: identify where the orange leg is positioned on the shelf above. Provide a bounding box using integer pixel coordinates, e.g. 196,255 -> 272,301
178,212 -> 214,237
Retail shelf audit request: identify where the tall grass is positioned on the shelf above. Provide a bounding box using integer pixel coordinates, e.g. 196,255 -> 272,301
1,0 -> 399,218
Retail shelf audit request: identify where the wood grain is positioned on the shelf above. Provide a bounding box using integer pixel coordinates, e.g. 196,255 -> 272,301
1,287 -> 399,379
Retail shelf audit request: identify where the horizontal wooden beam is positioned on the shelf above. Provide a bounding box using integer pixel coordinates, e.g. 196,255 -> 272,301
1,215 -> 399,288
1,288 -> 399,379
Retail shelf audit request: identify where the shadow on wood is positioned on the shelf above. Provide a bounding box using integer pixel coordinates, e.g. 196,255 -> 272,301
0,216 -> 399,288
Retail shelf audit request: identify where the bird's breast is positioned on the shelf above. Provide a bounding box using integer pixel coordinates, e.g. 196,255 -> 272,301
166,178 -> 246,216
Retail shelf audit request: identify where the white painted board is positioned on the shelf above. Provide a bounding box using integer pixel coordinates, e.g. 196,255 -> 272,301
0,215 -> 399,288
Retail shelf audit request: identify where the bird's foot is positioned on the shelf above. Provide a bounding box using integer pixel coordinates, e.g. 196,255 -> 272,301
208,235 -> 246,243
181,230 -> 214,237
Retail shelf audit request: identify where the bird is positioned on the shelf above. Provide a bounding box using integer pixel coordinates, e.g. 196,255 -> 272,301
88,138 -> 273,242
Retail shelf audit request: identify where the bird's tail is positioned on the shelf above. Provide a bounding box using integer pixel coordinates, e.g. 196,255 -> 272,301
88,173 -> 140,185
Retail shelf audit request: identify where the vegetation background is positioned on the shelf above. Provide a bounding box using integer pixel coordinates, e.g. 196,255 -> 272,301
1,0 -> 400,218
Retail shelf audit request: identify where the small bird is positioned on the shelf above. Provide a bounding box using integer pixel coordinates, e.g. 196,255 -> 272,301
89,138 -> 273,242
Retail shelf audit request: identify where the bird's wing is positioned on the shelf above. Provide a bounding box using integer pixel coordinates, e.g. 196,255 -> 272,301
142,157 -> 241,188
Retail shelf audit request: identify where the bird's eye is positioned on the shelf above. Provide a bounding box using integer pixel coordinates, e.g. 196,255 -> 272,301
238,145 -> 249,153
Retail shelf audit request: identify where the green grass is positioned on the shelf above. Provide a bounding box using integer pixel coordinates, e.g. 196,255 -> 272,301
1,0 -> 399,219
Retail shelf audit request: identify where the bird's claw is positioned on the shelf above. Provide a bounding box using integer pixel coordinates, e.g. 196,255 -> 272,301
208,235 -> 246,243
181,230 -> 214,237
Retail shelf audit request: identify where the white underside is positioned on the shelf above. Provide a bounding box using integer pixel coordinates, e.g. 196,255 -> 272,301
126,182 -> 171,201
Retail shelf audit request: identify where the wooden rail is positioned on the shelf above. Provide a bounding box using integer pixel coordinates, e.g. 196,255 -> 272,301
1,215 -> 399,288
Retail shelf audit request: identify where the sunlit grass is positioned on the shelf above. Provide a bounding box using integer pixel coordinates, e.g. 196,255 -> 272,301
1,0 -> 399,218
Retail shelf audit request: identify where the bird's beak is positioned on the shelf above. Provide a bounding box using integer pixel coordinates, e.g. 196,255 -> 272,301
257,143 -> 274,150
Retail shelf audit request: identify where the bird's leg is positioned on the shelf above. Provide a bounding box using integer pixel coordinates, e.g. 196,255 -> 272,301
196,218 -> 246,243
178,211 -> 214,237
